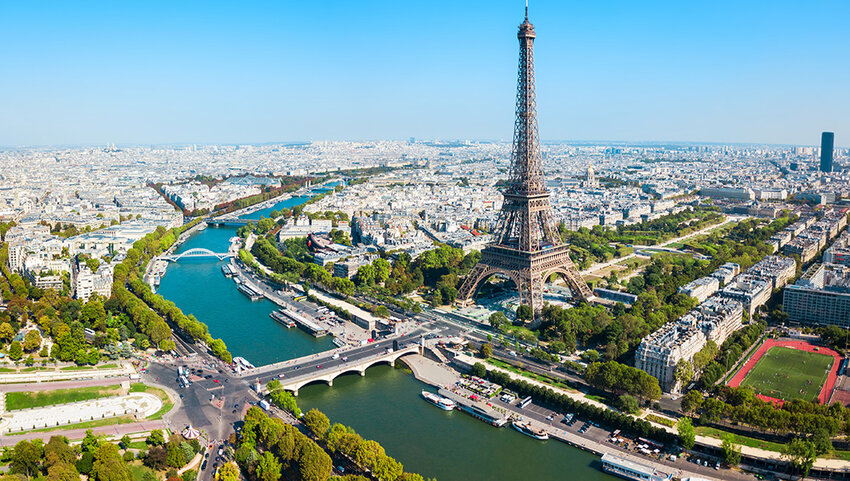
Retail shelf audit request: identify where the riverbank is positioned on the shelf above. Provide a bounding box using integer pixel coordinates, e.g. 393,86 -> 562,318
403,353 -> 732,481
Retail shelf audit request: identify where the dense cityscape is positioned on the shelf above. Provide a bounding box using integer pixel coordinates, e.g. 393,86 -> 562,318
2,3 -> 850,481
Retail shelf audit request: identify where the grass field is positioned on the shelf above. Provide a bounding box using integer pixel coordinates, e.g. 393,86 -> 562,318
740,346 -> 833,402
5,385 -> 122,411
130,383 -> 173,420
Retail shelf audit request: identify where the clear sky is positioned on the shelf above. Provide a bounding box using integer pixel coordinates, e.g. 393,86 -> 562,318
1,1 -> 848,147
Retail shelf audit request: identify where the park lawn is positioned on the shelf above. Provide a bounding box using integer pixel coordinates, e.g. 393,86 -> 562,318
695,426 -> 787,453
20,415 -> 136,434
98,363 -> 119,369
127,441 -> 148,450
0,367 -> 16,373
130,383 -> 174,420
60,365 -> 94,371
486,359 -> 578,393
740,346 -> 833,402
5,384 -> 123,411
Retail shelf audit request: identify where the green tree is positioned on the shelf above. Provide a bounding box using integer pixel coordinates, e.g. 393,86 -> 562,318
721,434 -> 741,466
479,343 -> 493,359
0,322 -> 14,342
304,409 -> 331,439
488,311 -> 508,330
783,438 -> 817,477
82,429 -> 103,453
297,441 -> 332,481
23,329 -> 42,352
46,460 -> 80,481
674,359 -> 694,386
471,362 -> 487,378
516,304 -> 533,321
11,440 -> 42,477
430,289 -> 443,307
91,442 -> 133,481
146,429 -> 165,446
677,417 -> 695,450
218,462 -> 240,481
45,436 -> 76,467
256,451 -> 281,481
9,340 -> 23,361
617,394 -> 640,415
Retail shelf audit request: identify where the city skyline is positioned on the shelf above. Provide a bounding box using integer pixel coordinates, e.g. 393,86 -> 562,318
1,1 -> 848,147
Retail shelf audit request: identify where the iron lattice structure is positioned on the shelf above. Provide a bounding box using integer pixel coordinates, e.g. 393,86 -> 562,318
457,10 -> 592,323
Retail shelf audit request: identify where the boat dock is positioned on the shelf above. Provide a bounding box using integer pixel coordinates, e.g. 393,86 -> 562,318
273,307 -> 329,337
437,387 -> 507,427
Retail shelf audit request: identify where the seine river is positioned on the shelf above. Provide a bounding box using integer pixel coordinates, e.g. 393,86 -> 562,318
157,194 -> 615,481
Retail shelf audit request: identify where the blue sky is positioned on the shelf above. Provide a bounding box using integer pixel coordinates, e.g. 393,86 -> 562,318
1,1 -> 847,147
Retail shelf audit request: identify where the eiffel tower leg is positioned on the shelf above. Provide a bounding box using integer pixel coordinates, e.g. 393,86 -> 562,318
457,263 -> 491,306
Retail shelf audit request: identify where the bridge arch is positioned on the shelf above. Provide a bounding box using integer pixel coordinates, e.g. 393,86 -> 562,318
166,248 -> 231,262
284,348 -> 419,395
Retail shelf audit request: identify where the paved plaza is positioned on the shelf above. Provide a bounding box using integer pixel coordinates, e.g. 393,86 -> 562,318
0,392 -> 161,433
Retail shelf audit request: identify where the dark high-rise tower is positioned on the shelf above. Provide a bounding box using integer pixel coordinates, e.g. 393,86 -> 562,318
457,7 -> 592,323
821,132 -> 835,173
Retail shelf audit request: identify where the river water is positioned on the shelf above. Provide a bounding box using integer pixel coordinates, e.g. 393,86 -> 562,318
157,193 -> 615,481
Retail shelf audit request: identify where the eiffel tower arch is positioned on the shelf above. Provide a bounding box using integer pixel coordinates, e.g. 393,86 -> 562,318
457,6 -> 592,325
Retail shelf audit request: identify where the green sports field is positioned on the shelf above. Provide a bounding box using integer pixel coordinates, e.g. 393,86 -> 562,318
740,346 -> 834,402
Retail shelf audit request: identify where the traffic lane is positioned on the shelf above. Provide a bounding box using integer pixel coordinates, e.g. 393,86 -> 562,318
255,335 -> 421,381
256,346 -> 398,383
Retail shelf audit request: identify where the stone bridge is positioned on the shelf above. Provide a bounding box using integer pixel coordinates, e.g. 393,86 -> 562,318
270,344 -> 420,395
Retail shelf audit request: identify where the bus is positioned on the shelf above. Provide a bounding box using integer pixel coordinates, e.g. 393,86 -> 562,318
294,295 -> 308,302
518,396 -> 533,409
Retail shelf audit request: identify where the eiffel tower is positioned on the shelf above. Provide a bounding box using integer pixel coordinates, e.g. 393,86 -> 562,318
457,5 -> 592,323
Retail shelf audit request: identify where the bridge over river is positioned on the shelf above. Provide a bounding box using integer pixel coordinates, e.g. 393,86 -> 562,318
161,248 -> 233,262
236,333 -> 425,395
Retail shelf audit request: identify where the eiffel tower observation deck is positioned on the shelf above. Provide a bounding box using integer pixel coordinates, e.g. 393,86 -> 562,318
457,4 -> 593,325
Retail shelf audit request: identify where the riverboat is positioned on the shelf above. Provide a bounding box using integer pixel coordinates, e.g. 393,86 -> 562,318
270,310 -> 296,327
457,403 -> 508,427
237,283 -> 263,301
332,337 -> 347,348
511,420 -> 549,440
221,264 -> 236,278
600,453 -> 668,481
421,390 -> 456,411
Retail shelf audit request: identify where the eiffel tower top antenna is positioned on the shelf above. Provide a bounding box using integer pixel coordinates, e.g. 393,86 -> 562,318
525,0 -> 528,20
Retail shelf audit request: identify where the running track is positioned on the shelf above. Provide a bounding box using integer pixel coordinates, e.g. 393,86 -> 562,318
727,339 -> 842,405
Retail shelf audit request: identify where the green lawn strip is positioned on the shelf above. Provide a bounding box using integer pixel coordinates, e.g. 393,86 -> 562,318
60,365 -> 94,371
645,414 -> 675,428
130,383 -> 174,420
127,441 -> 149,450
826,450 -> 850,461
584,394 -> 609,404
0,367 -> 15,373
695,426 -> 787,453
98,363 -> 119,369
486,358 -> 578,392
5,384 -> 123,411
17,415 -> 136,434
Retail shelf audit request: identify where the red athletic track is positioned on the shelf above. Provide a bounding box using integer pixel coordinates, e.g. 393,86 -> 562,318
726,339 -> 843,406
